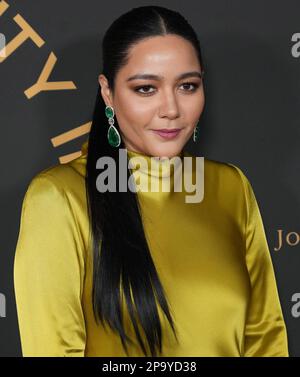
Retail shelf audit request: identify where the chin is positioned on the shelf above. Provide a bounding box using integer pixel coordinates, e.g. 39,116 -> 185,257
148,145 -> 184,159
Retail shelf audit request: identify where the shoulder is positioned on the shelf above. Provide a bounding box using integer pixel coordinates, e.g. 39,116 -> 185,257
182,151 -> 253,211
183,151 -> 249,188
24,153 -> 86,206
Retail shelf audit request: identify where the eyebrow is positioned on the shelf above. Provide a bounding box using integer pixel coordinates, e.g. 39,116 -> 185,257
126,70 -> 204,82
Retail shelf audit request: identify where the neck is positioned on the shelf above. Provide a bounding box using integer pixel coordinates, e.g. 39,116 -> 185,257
126,147 -> 185,195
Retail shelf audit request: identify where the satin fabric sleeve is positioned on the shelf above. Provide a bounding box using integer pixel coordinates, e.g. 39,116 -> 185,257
13,173 -> 86,356
233,166 -> 289,356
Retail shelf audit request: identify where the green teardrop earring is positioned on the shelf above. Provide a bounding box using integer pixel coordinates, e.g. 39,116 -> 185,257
193,124 -> 199,142
105,105 -> 121,147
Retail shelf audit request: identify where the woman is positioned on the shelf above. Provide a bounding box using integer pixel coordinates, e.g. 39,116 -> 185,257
13,5 -> 289,357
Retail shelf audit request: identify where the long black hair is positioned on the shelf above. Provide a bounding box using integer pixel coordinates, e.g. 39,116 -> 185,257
85,5 -> 205,357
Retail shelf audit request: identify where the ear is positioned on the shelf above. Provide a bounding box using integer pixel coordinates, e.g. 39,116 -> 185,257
98,74 -> 113,107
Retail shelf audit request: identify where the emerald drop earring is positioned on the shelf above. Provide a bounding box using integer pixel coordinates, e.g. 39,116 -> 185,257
105,105 -> 121,147
193,124 -> 199,142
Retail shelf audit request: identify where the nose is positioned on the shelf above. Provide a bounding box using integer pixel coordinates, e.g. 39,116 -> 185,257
158,88 -> 180,119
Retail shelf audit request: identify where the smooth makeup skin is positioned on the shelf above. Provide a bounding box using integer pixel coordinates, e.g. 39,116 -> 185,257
98,34 -> 205,158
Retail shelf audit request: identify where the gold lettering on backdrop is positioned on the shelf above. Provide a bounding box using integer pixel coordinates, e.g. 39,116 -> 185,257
274,229 -> 300,251
274,230 -> 283,251
0,2 -> 89,160
0,14 -> 45,63
51,121 -> 92,164
24,52 -> 77,98
286,232 -> 300,246
0,1 -> 9,16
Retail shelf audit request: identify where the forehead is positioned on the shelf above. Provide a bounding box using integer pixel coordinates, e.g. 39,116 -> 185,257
118,35 -> 200,78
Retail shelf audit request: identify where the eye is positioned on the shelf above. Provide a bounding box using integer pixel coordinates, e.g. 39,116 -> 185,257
179,82 -> 200,92
134,85 -> 155,95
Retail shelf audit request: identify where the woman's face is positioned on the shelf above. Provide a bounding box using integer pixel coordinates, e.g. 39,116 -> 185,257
99,34 -> 205,158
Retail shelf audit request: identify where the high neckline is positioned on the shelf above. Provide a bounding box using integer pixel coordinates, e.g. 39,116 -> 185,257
80,140 -> 185,178
80,140 -> 189,192
126,148 -> 185,179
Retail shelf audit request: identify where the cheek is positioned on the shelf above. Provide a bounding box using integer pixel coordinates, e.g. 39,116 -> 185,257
115,90 -> 156,128
184,92 -> 205,123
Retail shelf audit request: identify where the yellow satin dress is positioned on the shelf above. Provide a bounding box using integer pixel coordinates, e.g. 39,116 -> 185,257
13,139 -> 289,357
